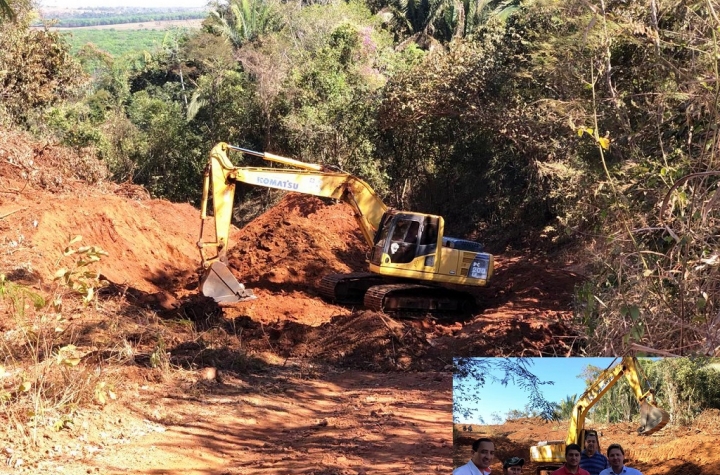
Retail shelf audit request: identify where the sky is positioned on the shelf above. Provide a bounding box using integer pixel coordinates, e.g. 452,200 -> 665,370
454,357 -> 628,425
40,0 -> 209,8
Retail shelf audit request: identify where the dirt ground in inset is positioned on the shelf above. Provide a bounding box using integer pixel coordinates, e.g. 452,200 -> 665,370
454,412 -> 720,475
1,129 -> 585,474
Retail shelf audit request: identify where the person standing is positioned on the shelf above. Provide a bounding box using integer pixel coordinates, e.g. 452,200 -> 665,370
580,431 -> 609,475
454,438 -> 495,475
599,444 -> 643,475
551,444 -> 591,475
503,457 -> 525,475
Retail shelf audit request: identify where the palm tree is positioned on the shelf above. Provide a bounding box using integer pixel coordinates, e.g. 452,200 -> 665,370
390,0 -> 523,46
557,394 -> 578,421
207,0 -> 277,49
463,0 -> 522,35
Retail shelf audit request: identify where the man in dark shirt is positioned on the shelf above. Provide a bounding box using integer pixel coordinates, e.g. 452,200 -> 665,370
580,431 -> 609,475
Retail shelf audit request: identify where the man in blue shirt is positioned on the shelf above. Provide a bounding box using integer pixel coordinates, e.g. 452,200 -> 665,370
580,431 -> 609,475
599,444 -> 643,475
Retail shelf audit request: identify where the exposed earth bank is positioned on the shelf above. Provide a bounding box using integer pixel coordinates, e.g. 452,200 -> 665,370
1,130 -> 583,474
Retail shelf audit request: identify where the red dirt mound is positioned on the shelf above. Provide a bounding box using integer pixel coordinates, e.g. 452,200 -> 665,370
226,193 -> 368,288
0,131 -> 198,306
203,192 -> 371,325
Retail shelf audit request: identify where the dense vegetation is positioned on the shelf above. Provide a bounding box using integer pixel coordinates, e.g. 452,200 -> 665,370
2,0 -> 719,355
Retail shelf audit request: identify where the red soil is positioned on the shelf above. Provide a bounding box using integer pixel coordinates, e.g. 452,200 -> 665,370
0,129 -> 585,474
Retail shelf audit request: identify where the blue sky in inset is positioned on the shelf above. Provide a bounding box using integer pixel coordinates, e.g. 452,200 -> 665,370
454,357 -> 626,424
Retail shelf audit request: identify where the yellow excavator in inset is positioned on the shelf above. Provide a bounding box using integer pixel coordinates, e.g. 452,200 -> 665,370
530,356 -> 670,475
197,142 -> 494,313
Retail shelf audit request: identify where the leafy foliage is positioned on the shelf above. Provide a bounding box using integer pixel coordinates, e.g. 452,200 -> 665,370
0,0 -> 14,20
206,0 -> 280,48
453,357 -> 556,423
0,274 -> 45,318
0,7 -> 87,124
53,235 -> 108,308
554,393 -> 577,421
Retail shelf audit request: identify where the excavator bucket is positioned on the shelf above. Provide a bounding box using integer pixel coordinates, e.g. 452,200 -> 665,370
200,261 -> 256,304
637,401 -> 670,435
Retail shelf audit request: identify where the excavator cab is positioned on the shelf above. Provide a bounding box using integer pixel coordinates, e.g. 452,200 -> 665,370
370,212 -> 430,266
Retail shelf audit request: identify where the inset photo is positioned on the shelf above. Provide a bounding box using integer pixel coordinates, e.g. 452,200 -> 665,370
453,356 -> 720,475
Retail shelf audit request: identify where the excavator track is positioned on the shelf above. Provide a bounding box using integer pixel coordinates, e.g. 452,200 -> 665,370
319,273 -> 476,315
363,283 -> 476,315
319,272 -> 385,305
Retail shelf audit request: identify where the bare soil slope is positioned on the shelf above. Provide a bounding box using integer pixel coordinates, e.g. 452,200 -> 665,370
1,130 -> 582,474
454,413 -> 720,475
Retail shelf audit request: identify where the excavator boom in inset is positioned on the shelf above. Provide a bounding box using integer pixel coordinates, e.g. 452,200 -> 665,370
530,356 -> 670,475
197,142 -> 494,314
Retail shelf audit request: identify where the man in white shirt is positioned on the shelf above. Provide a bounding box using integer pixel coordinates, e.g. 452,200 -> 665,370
453,438 -> 495,475
599,444 -> 643,475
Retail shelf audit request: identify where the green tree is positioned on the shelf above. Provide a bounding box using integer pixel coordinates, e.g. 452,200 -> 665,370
0,5 -> 87,125
453,357 -> 556,423
379,0 -> 521,44
644,358 -> 720,425
126,89 -> 204,201
0,0 -> 14,20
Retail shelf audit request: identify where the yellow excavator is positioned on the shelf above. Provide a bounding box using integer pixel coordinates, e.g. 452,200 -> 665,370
530,356 -> 670,475
197,142 -> 494,313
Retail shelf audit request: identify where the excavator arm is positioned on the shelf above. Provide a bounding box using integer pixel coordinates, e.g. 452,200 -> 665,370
198,142 -> 388,303
565,356 -> 669,446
